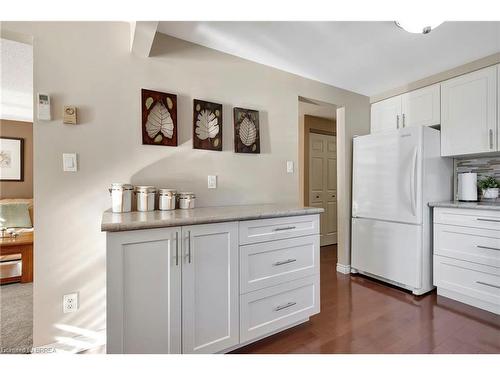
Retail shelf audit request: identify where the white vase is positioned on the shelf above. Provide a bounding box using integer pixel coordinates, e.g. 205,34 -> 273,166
482,188 -> 499,199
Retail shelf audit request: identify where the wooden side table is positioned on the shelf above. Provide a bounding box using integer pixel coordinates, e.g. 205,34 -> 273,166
0,232 -> 33,284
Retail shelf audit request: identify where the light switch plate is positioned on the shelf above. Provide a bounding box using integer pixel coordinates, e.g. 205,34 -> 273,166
63,153 -> 78,172
208,175 -> 217,189
286,161 -> 294,174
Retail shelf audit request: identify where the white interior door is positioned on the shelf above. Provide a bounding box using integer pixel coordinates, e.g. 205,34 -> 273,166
182,222 -> 239,354
309,132 -> 337,246
352,127 -> 423,225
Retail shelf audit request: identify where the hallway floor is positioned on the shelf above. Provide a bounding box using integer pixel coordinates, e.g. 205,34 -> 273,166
232,245 -> 500,354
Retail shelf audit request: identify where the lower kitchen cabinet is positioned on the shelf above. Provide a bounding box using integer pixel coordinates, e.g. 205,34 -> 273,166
106,213 -> 321,353
106,227 -> 182,354
181,222 -> 239,354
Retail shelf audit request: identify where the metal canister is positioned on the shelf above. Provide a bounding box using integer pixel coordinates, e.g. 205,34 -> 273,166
178,192 -> 196,209
135,186 -> 157,212
158,189 -> 177,210
109,183 -> 133,213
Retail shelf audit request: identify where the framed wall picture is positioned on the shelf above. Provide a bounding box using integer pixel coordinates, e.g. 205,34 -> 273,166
234,107 -> 260,154
0,137 -> 24,181
193,99 -> 223,151
141,89 -> 178,146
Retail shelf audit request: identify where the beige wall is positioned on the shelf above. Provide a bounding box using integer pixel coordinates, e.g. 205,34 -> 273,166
0,119 -> 33,199
1,22 -> 370,346
300,115 -> 336,206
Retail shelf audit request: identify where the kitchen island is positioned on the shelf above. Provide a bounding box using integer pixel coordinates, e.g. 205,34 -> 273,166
102,204 -> 323,354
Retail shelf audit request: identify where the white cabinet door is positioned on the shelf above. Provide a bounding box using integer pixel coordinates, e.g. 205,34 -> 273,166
182,222 -> 239,354
370,96 -> 402,133
402,84 -> 440,128
441,66 -> 497,156
106,227 -> 181,354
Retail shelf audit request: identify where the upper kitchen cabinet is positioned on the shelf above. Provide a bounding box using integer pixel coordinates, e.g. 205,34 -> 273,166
401,84 -> 440,128
371,84 -> 441,133
371,96 -> 402,133
441,65 -> 497,157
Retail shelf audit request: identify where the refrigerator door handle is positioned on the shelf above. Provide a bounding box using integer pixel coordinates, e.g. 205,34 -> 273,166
410,147 -> 418,216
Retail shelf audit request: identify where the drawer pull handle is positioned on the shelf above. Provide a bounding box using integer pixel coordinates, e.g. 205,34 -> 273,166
477,218 -> 500,223
274,302 -> 297,311
273,258 -> 297,266
476,281 -> 500,289
476,245 -> 500,252
274,226 -> 296,232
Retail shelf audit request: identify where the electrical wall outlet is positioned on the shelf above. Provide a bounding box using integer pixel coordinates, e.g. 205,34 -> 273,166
63,293 -> 79,313
208,175 -> 217,189
286,161 -> 294,174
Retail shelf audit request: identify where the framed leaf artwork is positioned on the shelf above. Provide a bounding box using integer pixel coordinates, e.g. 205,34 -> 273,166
141,89 -> 177,146
0,137 -> 24,181
234,107 -> 260,154
193,99 -> 222,151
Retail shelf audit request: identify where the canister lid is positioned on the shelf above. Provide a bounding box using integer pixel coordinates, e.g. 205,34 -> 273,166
159,188 -> 177,196
179,192 -> 195,198
110,183 -> 133,191
135,185 -> 157,193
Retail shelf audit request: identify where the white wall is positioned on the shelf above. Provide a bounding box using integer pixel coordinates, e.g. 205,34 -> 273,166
0,38 -> 33,122
1,22 -> 370,346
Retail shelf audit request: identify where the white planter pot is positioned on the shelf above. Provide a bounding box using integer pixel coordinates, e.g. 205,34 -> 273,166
482,188 -> 499,199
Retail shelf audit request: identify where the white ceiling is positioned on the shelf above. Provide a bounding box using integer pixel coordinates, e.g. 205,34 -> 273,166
157,21 -> 500,96
0,38 -> 33,122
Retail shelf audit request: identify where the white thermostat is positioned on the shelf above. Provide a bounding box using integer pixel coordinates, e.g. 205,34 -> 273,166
37,93 -> 51,120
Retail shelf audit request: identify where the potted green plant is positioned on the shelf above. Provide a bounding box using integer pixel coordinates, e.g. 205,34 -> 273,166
478,176 -> 500,199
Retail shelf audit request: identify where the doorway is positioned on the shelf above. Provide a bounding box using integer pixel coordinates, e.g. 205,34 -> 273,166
0,36 -> 34,354
298,97 -> 337,247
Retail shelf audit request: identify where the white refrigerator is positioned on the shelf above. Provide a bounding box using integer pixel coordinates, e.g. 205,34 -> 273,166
351,126 -> 453,295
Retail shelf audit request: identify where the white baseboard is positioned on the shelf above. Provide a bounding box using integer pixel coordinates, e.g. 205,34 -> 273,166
336,263 -> 351,274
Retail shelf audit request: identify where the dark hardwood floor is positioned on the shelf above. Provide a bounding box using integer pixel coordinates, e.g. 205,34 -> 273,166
231,245 -> 500,354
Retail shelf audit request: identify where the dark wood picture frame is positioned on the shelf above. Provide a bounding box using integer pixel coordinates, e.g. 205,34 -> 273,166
141,89 -> 178,146
0,137 -> 24,182
234,107 -> 260,154
193,99 -> 223,151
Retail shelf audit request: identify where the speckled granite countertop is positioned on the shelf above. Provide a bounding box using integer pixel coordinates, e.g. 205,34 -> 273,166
101,204 -> 324,232
429,201 -> 500,211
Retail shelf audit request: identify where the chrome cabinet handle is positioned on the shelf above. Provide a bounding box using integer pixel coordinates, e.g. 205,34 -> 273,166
476,245 -> 500,252
489,129 -> 494,149
274,302 -> 297,311
187,230 -> 191,263
402,113 -> 406,128
175,231 -> 179,266
476,281 -> 500,289
477,218 -> 500,223
274,226 -> 296,232
396,115 -> 400,129
273,258 -> 297,266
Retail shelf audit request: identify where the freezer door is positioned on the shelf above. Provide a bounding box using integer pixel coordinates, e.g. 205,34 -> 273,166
351,218 -> 421,289
352,127 -> 423,224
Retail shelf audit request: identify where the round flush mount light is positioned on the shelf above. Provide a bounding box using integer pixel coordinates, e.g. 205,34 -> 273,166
395,21 -> 443,34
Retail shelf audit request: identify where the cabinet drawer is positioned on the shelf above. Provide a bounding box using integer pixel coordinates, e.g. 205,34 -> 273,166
239,215 -> 319,245
240,235 -> 319,293
434,207 -> 500,230
434,224 -> 500,267
240,275 -> 320,342
434,255 -> 500,314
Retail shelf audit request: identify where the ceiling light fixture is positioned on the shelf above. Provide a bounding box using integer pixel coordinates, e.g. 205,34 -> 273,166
395,21 -> 443,34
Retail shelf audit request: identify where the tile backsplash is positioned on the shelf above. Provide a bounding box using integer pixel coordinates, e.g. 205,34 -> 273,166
455,156 -> 500,200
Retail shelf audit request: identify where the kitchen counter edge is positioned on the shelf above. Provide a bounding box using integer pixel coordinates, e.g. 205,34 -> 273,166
429,201 -> 500,211
101,204 -> 324,232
